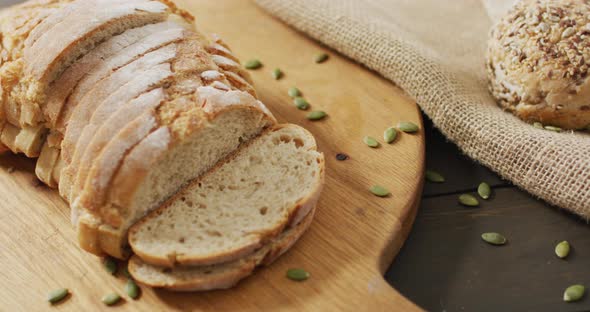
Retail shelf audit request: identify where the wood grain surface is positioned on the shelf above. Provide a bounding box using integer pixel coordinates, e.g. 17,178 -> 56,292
0,0 -> 425,311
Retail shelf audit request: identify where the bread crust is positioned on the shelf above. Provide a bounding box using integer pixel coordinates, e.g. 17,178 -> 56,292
128,204 -> 315,291
128,124 -> 323,267
486,0 -> 590,129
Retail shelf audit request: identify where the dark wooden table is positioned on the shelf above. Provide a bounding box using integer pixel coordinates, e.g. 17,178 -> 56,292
386,115 -> 590,312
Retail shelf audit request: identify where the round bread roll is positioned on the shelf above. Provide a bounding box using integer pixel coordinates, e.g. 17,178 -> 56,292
486,0 -> 590,130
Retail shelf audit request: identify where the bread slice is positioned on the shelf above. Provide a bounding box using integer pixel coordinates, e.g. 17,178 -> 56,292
128,124 -> 324,267
14,125 -> 47,157
59,47 -> 177,201
43,20 -> 187,129
35,141 -> 59,187
0,123 -> 20,153
128,204 -> 316,291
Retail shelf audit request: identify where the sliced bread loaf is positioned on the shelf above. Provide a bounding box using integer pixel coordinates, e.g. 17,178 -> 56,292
128,203 -> 316,291
128,124 -> 324,267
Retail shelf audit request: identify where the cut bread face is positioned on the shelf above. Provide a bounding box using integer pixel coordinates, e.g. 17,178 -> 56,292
128,124 -> 324,267
128,204 -> 316,292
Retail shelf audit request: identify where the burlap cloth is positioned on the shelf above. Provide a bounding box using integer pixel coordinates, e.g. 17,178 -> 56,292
255,0 -> 590,217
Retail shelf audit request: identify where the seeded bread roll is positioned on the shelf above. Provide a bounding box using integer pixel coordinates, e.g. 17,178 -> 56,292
486,0 -> 590,130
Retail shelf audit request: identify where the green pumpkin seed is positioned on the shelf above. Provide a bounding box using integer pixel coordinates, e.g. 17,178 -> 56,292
370,185 -> 390,197
555,241 -> 570,259
425,170 -> 445,183
286,268 -> 310,281
397,121 -> 420,133
563,284 -> 585,302
481,232 -> 507,245
125,280 -> 140,300
244,59 -> 262,70
544,125 -> 562,132
477,182 -> 492,200
102,293 -> 122,306
363,136 -> 380,148
272,68 -> 283,80
314,53 -> 329,64
293,97 -> 310,110
306,111 -> 327,121
103,257 -> 117,275
458,194 -> 479,207
288,87 -> 302,98
533,122 -> 544,129
47,288 -> 69,304
383,127 -> 398,143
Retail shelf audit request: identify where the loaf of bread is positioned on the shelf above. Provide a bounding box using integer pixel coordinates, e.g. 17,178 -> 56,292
486,0 -> 590,130
0,0 -> 324,287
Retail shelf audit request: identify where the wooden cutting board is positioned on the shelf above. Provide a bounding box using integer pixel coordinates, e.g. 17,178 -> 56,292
0,0 -> 425,310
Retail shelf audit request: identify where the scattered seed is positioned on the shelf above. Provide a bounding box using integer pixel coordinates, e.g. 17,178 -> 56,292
370,185 -> 390,197
363,136 -> 380,148
481,232 -> 507,245
103,257 -> 117,275
397,121 -> 420,133
544,125 -> 562,132
555,241 -> 571,259
564,284 -> 585,302
293,97 -> 310,110
47,288 -> 69,304
244,59 -> 262,70
314,53 -> 329,64
425,170 -> 445,183
102,293 -> 122,306
287,268 -> 310,281
384,127 -> 398,143
288,87 -> 302,98
306,111 -> 327,121
125,279 -> 140,300
533,122 -> 544,129
458,194 -> 479,207
272,68 -> 283,80
477,182 -> 492,200
336,153 -> 349,161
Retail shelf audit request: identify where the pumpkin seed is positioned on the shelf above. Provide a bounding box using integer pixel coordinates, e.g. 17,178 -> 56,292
288,87 -> 302,98
397,121 -> 420,133
384,127 -> 398,143
425,170 -> 445,183
363,136 -> 380,148
307,111 -> 327,121
244,59 -> 262,70
533,122 -> 544,129
47,288 -> 69,304
544,125 -> 562,132
481,232 -> 507,245
314,53 -> 329,63
293,97 -> 310,110
555,241 -> 570,259
370,185 -> 390,197
103,257 -> 117,275
458,194 -> 479,207
477,182 -> 492,199
272,68 -> 283,80
125,279 -> 140,300
102,293 -> 122,306
287,268 -> 310,281
563,284 -> 585,302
